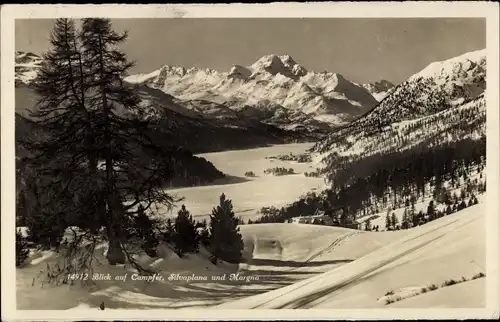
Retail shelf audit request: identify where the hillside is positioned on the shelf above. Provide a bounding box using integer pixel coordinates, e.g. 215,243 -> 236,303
313,49 -> 486,168
219,201 -> 485,309
125,54 -> 389,130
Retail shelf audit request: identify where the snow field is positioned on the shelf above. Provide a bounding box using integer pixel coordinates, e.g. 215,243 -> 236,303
217,201 -> 485,309
16,197 -> 485,310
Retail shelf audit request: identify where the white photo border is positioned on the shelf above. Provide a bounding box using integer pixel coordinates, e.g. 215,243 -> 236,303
1,2 -> 499,321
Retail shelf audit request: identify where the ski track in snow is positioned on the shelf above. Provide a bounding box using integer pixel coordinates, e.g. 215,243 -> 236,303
304,231 -> 361,264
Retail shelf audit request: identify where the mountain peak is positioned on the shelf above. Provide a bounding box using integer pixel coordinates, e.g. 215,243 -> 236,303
228,65 -> 252,80
314,48 -> 487,156
279,55 -> 297,67
250,54 -> 307,78
410,48 -> 486,82
251,54 -> 286,72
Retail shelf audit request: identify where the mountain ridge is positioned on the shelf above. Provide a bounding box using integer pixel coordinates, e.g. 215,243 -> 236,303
16,51 -> 395,132
312,48 -> 486,176
124,54 -> 393,129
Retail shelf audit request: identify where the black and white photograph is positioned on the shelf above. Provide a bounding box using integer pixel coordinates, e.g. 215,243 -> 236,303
1,3 -> 499,321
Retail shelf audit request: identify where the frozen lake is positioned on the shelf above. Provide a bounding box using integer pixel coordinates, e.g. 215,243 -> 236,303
162,143 -> 327,222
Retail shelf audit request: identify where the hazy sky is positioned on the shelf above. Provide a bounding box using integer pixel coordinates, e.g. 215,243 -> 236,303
15,18 -> 485,84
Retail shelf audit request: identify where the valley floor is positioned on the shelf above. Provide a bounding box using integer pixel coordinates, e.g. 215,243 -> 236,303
16,197 -> 485,310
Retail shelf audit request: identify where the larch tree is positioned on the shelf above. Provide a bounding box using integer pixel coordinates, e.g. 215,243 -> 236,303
19,18 -> 178,281
79,18 -> 178,268
21,18 -> 102,246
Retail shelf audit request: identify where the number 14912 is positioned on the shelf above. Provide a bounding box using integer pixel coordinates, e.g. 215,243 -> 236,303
67,273 -> 89,281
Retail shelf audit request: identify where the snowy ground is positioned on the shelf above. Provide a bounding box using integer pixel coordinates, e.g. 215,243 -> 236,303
15,143 -> 486,310
218,200 -> 485,309
16,197 -> 485,310
161,143 -> 326,222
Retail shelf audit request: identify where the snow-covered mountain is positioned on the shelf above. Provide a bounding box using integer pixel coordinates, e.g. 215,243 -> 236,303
362,80 -> 395,101
14,52 -> 379,132
313,49 -> 486,169
125,54 -> 383,129
15,51 -> 43,86
14,52 -> 319,155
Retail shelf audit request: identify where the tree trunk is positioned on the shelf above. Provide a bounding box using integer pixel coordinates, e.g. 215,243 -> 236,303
106,195 -> 125,265
107,236 -> 125,265
95,33 -> 125,266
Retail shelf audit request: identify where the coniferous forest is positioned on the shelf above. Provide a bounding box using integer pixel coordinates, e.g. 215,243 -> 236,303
252,137 -> 486,227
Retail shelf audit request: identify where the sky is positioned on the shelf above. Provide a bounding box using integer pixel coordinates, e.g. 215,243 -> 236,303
15,18 -> 485,84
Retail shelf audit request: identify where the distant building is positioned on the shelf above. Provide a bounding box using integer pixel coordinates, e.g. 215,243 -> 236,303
289,209 -> 363,230
344,220 -> 361,230
290,209 -> 335,226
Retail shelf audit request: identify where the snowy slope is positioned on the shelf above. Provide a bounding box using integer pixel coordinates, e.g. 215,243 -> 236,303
218,201 -> 485,309
16,195 -> 484,310
16,217 -> 402,310
314,49 -> 486,161
125,54 -> 382,129
389,277 -> 485,308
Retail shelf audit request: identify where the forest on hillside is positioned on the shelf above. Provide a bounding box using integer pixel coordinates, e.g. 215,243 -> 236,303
253,137 -> 486,227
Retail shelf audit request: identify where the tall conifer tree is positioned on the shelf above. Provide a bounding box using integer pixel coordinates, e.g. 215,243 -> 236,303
209,193 -> 244,263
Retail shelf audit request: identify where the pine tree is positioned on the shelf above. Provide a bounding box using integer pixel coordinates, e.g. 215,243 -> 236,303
164,218 -> 174,243
459,199 -> 467,211
427,200 -> 436,221
468,198 -> 474,207
20,18 -> 100,246
385,213 -> 392,230
19,165 -> 77,250
173,205 -> 199,257
209,193 -> 244,263
130,204 -> 160,257
402,209 -> 409,229
391,212 -> 398,229
364,219 -> 372,231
